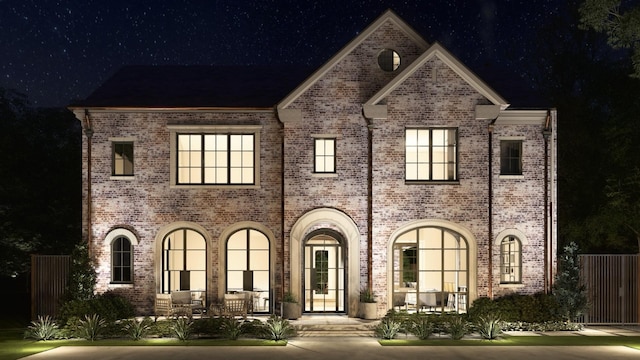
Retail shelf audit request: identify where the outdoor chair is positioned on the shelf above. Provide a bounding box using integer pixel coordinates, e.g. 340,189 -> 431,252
393,292 -> 407,311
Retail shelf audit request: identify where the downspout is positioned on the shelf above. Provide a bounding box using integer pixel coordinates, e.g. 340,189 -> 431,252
543,110 -> 552,293
83,110 -> 94,257
277,112 -> 286,315
367,118 -> 373,291
488,119 -> 497,299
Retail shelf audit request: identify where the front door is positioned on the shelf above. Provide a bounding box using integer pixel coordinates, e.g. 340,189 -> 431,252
303,232 -> 345,313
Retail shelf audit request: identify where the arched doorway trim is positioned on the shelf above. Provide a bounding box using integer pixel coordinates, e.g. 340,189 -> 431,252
290,208 -> 360,317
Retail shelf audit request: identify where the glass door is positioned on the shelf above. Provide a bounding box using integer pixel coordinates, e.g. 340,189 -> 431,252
304,234 -> 345,312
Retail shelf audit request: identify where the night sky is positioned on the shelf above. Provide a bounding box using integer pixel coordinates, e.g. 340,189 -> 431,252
1,0 -> 564,108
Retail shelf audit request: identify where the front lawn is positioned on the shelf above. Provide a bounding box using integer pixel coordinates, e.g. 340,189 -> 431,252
380,334 -> 640,349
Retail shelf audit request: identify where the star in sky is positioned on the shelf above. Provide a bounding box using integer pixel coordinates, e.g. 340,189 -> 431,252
0,0 -> 561,107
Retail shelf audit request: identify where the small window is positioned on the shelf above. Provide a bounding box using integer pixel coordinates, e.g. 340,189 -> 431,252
405,128 -> 457,181
314,138 -> 336,173
500,235 -> 522,284
378,49 -> 401,72
112,236 -> 132,283
112,142 -> 134,176
500,140 -> 523,175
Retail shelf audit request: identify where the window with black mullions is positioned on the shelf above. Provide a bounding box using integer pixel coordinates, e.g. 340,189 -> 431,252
112,236 -> 132,283
177,133 -> 254,184
314,138 -> 336,173
500,140 -> 523,175
112,142 -> 133,176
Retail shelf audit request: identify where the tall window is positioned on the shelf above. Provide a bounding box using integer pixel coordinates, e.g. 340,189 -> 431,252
500,140 -> 523,175
500,235 -> 522,284
314,138 -> 335,173
112,142 -> 134,176
162,229 -> 206,293
177,133 -> 254,185
226,229 -> 270,312
112,236 -> 132,283
393,226 -> 468,313
406,128 -> 457,181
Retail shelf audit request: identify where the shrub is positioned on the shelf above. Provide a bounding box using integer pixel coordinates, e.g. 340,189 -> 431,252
191,317 -> 224,337
263,315 -> 295,340
406,312 -> 433,340
77,314 -> 106,341
220,316 -> 243,340
122,317 -> 152,340
475,314 -> 503,340
25,315 -> 60,341
445,314 -> 468,340
375,317 -> 402,339
58,290 -> 135,324
172,317 -> 192,341
241,319 -> 269,338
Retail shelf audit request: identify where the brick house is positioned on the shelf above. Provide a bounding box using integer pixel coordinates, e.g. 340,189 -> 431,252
69,10 -> 557,318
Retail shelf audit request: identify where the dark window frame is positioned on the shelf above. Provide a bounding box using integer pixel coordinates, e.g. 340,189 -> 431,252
111,236 -> 133,284
313,138 -> 336,174
500,140 -> 523,175
405,127 -> 458,182
176,133 -> 255,185
112,142 -> 134,176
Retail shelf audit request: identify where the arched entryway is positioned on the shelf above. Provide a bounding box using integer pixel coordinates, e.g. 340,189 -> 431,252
303,230 -> 346,313
290,208 -> 360,317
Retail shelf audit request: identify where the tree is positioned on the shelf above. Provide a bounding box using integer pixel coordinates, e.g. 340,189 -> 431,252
63,243 -> 96,302
533,1 -> 640,253
0,88 -> 82,278
553,242 -> 589,322
579,0 -> 640,77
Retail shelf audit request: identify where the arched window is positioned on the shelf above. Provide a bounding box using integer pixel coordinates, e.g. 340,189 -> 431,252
226,229 -> 270,312
112,236 -> 132,283
105,228 -> 138,284
162,228 -> 206,293
500,235 -> 522,284
392,226 -> 468,313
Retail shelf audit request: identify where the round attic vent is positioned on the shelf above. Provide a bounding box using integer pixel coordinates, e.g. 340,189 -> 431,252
378,49 -> 401,72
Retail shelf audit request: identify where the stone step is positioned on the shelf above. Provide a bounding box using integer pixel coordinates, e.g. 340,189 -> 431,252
292,323 -> 377,337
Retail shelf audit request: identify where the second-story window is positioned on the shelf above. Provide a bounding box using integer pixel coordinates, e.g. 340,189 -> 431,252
314,138 -> 336,173
177,133 -> 254,185
112,142 -> 134,176
405,128 -> 457,181
500,140 -> 523,175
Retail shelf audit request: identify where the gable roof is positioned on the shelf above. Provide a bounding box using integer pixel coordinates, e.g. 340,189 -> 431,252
70,65 -> 313,109
365,42 -> 509,108
277,9 -> 429,110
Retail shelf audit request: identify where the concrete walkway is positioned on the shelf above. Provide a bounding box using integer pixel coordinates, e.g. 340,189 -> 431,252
21,319 -> 640,360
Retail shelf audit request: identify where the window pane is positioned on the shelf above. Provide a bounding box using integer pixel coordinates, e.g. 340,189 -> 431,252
500,140 -> 523,175
242,168 -> 254,183
186,250 -> 206,270
406,128 -> 457,181
113,142 -> 134,176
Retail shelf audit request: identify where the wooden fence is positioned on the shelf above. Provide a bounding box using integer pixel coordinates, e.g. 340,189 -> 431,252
578,254 -> 639,325
30,254 -> 71,320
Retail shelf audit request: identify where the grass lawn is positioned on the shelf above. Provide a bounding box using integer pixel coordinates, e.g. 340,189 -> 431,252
379,334 -> 640,350
0,327 -> 286,360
